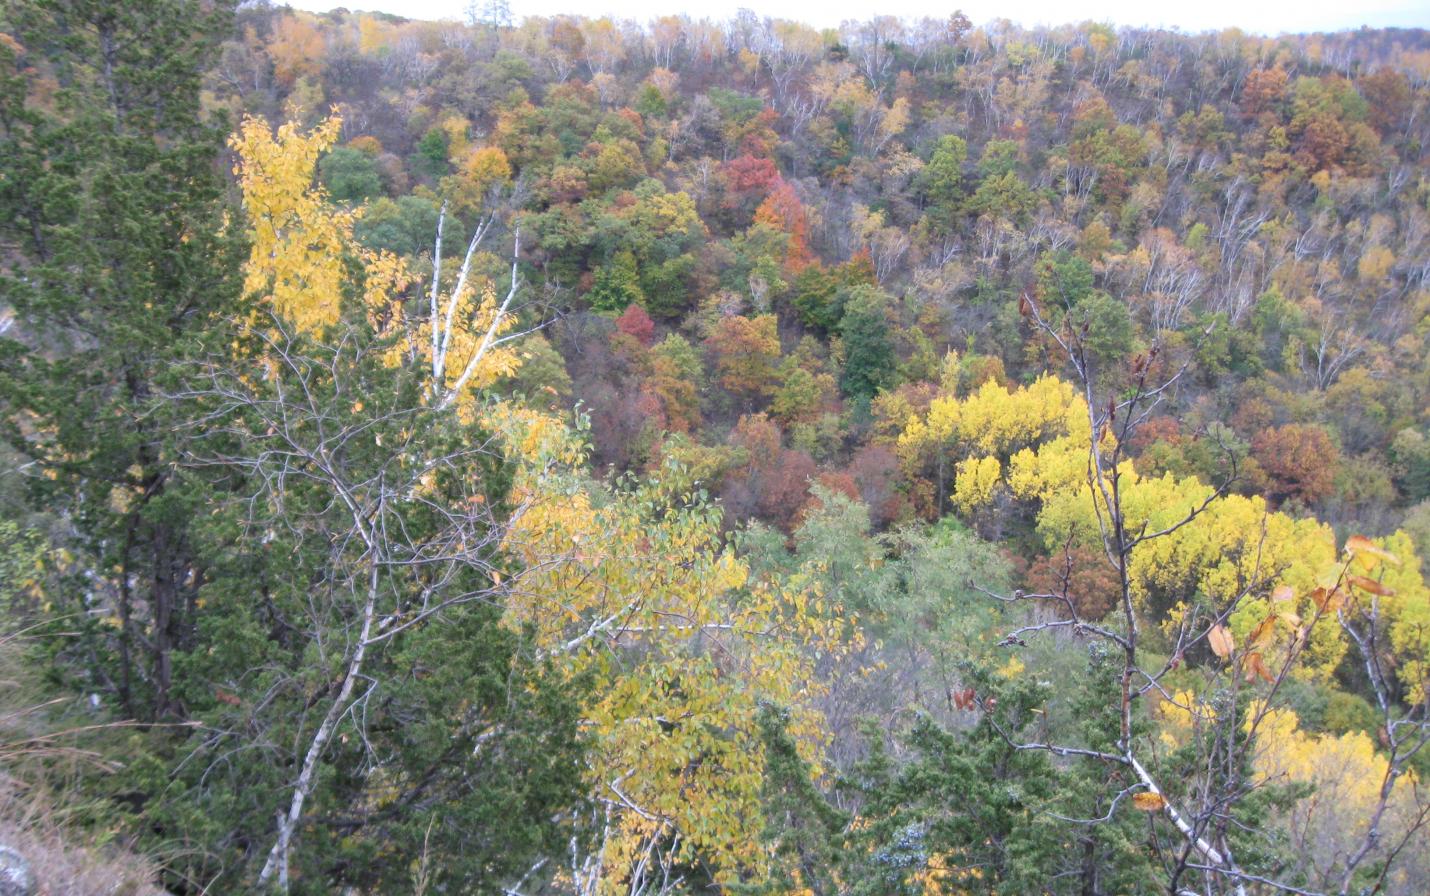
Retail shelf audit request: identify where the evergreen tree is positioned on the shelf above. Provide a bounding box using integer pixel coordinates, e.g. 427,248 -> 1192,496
0,0 -> 243,722
741,705 -> 846,895
839,285 -> 897,404
131,319 -> 589,892
921,134 -> 967,234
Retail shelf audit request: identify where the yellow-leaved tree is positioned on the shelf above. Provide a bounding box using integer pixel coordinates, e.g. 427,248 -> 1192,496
489,402 -> 849,894
230,112 -> 521,408
980,282 -> 1430,895
229,114 -> 848,895
902,366 -> 1429,689
1248,706 -> 1427,891
895,371 -> 1087,515
231,114 -> 354,331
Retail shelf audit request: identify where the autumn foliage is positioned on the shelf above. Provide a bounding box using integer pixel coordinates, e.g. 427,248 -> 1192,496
4,5 -> 1429,896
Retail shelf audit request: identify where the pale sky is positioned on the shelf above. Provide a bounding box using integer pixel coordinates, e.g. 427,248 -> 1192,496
285,0 -> 1428,35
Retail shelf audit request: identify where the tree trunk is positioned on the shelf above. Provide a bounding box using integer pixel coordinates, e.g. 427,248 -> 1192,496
257,562 -> 380,892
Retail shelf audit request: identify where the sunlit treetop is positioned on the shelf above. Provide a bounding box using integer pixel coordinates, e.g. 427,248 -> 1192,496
230,113 -> 520,407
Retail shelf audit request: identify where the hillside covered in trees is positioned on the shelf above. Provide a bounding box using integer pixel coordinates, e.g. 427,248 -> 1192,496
1,1 -> 1429,894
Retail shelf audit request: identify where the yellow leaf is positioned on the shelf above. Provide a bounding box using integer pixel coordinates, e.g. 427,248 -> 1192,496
1346,535 -> 1400,568
1132,792 -> 1166,811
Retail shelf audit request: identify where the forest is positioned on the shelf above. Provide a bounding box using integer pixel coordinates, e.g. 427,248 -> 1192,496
0,0 -> 1428,893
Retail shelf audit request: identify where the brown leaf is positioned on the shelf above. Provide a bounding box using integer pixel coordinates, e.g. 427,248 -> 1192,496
1271,584 -> 1294,603
1309,586 -> 1347,614
1207,623 -> 1234,659
1243,651 -> 1274,684
1347,574 -> 1395,597
1256,656 -> 1274,683
1249,615 -> 1277,649
1132,792 -> 1166,812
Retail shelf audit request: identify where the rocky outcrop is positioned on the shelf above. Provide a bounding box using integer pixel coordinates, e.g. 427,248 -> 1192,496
0,845 -> 35,896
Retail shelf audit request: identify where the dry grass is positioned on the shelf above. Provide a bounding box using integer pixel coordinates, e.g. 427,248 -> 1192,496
1,625 -> 163,896
0,785 -> 164,896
